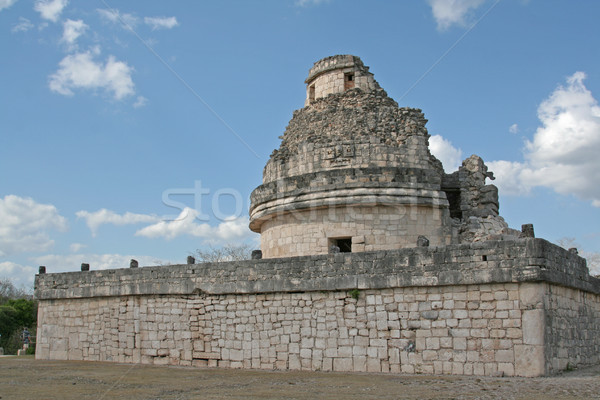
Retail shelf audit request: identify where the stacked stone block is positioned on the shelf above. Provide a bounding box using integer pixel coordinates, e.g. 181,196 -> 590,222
259,204 -> 449,258
35,239 -> 600,376
35,281 -> 600,377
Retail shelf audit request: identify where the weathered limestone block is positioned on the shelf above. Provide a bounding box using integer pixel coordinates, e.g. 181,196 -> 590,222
515,344 -> 545,377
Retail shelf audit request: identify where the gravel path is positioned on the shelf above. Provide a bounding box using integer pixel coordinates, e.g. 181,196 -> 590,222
1,356 -> 600,399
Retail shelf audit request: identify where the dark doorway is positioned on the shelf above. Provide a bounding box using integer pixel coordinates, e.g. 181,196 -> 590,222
444,189 -> 462,219
334,238 -> 352,253
344,73 -> 355,90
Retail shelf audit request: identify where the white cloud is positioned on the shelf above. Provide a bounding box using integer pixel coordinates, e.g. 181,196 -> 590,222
489,72 -> 600,206
0,195 -> 68,256
133,95 -> 148,108
144,16 -> 178,30
427,0 -> 485,31
429,134 -> 463,172
33,253 -> 171,273
34,0 -> 68,22
0,262 -> 37,290
485,160 -> 531,196
0,0 -> 18,12
61,19 -> 88,50
12,17 -> 33,32
135,207 -> 256,243
69,242 -> 86,252
509,123 -> 519,134
97,8 -> 138,29
76,209 -> 161,236
48,50 -> 135,100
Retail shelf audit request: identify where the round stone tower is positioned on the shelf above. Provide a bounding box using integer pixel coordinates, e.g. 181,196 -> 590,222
249,55 -> 454,258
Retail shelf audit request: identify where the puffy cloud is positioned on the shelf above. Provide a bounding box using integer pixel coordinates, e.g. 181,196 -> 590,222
429,134 -> 463,172
509,123 -> 519,134
133,95 -> 148,108
48,50 -> 135,100
527,72 -> 600,165
69,243 -> 86,252
485,160 -> 531,196
76,209 -> 161,236
0,195 -> 68,256
0,0 -> 18,12
34,0 -> 68,22
33,253 -> 171,273
0,262 -> 37,290
97,8 -> 138,29
135,207 -> 256,243
427,0 -> 485,31
61,19 -> 88,49
12,17 -> 34,33
144,16 -> 178,30
489,72 -> 600,206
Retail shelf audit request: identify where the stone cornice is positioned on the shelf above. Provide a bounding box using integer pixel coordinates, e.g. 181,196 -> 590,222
34,239 -> 599,300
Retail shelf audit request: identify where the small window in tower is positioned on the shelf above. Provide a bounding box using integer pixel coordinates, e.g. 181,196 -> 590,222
344,73 -> 355,90
309,84 -> 315,103
330,237 -> 352,253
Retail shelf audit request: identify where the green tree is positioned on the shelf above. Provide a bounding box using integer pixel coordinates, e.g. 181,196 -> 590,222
5,299 -> 37,328
0,278 -> 37,354
0,305 -> 19,351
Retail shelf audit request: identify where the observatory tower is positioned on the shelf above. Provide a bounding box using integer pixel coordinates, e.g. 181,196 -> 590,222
249,55 -> 484,258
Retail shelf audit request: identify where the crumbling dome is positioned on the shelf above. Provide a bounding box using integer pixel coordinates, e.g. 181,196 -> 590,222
249,55 -> 511,258
250,55 -> 459,258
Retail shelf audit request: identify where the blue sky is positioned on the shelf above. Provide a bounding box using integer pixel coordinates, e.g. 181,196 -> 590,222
1,0 -> 599,288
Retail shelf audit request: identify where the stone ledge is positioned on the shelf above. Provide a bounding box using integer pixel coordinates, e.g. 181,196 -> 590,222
34,239 -> 599,300
249,189 -> 449,232
251,167 -> 443,206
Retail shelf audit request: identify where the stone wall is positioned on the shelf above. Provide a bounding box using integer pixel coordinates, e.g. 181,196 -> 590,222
258,204 -> 451,258
543,284 -> 600,374
36,296 -> 195,364
35,282 -> 600,377
35,239 -> 600,376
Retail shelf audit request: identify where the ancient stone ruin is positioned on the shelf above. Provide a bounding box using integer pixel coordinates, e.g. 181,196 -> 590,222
250,55 -> 519,258
35,55 -> 600,377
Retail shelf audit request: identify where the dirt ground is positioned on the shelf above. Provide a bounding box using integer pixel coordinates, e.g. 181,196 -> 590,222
1,356 -> 600,400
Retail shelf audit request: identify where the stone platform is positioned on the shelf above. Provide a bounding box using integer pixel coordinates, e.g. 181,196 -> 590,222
35,238 -> 600,376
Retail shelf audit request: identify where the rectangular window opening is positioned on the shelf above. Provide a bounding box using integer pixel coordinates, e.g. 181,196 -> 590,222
330,237 -> 352,253
344,73 -> 355,90
309,84 -> 315,103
